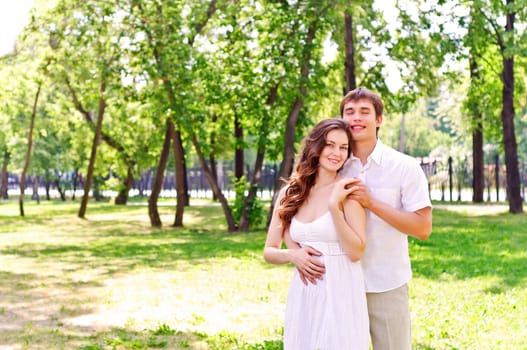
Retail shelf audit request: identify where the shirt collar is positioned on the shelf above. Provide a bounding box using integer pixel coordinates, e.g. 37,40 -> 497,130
350,138 -> 385,165
370,138 -> 384,165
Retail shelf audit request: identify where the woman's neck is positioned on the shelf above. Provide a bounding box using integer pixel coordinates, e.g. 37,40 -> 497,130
314,171 -> 338,188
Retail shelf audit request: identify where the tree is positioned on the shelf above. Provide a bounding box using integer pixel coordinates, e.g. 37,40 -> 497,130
34,0 -> 151,213
344,10 -> 356,93
0,28 -> 52,214
476,0 -> 524,213
19,84 -> 41,216
269,1 -> 336,227
465,6 -> 490,203
129,0 -> 215,227
0,149 -> 8,199
45,1 -> 125,217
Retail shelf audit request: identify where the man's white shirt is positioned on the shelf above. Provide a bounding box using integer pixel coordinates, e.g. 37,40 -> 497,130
341,139 -> 432,292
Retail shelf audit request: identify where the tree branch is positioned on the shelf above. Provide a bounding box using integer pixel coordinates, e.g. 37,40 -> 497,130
477,7 -> 504,51
64,75 -> 93,123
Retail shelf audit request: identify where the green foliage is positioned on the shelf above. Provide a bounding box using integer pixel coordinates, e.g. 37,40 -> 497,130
461,3 -> 526,148
2,0 -> 527,223
206,331 -> 282,350
152,323 -> 175,336
231,176 -> 265,229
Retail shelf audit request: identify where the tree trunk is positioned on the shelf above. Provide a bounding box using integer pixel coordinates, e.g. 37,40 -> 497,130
472,118 -> 484,203
44,170 -> 51,200
344,12 -> 356,93
65,75 -> 139,206
54,172 -> 67,201
172,128 -> 187,226
238,102 -> 272,230
500,4 -> 522,213
277,97 -> 304,188
78,82 -> 106,218
267,21 -> 316,224
148,120 -> 174,227
139,169 -> 151,197
238,149 -> 265,231
469,58 -> 484,202
234,112 -> 244,180
398,113 -> 406,153
234,112 -> 248,230
501,56 -> 522,213
0,148 -> 9,199
32,176 -> 40,204
190,134 -> 237,232
114,165 -> 135,205
268,19 -> 318,226
209,115 -> 219,202
93,177 -> 103,202
267,99 -> 305,227
19,84 -> 41,217
72,168 -> 79,200
182,159 -> 189,206
136,0 -> 215,225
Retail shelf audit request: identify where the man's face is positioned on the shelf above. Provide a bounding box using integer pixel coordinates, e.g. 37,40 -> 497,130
341,98 -> 382,142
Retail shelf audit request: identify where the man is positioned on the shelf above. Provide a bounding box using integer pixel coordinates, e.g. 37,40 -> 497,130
340,87 -> 432,350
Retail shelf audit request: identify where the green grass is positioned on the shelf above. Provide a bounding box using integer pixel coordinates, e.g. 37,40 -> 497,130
0,199 -> 526,349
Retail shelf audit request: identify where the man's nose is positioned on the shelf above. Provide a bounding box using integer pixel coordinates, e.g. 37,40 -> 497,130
351,112 -> 361,120
345,113 -> 360,122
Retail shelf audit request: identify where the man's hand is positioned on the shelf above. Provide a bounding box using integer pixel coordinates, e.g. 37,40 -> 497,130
343,177 -> 373,209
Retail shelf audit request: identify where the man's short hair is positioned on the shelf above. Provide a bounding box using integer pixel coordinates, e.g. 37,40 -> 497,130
340,87 -> 384,117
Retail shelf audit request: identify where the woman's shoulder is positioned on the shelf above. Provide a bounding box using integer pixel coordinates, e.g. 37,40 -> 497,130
276,183 -> 291,202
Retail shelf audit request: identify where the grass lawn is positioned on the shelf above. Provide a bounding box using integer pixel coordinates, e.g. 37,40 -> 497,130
0,199 -> 526,349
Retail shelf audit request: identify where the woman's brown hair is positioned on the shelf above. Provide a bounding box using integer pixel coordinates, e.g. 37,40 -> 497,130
277,118 -> 351,233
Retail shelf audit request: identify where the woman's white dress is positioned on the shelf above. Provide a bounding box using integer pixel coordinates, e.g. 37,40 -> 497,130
284,211 -> 369,350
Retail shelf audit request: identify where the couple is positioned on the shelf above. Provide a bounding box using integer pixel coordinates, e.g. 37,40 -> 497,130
264,87 -> 433,350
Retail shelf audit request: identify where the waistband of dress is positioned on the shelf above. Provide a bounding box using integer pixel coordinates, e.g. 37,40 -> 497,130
301,241 -> 346,256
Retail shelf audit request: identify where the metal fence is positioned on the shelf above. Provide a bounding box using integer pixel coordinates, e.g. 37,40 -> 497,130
3,156 -> 527,202
421,156 -> 527,202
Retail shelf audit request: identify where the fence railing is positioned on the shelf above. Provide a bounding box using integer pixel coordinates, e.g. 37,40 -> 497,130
3,157 -> 527,203
420,156 -> 527,202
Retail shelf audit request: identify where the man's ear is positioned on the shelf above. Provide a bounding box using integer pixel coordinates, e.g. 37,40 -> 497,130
376,114 -> 383,127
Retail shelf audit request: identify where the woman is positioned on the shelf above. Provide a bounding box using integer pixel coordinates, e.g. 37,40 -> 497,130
264,118 -> 369,349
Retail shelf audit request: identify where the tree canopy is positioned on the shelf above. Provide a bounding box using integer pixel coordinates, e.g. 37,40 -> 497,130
1,0 -> 525,225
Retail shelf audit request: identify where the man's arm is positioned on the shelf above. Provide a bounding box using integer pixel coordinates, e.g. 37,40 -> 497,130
368,201 -> 432,240
346,178 -> 432,240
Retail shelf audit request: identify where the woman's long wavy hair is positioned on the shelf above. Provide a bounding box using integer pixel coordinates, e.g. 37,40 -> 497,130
277,118 -> 351,233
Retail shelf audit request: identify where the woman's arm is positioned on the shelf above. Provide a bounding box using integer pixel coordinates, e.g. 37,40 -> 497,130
328,179 -> 367,262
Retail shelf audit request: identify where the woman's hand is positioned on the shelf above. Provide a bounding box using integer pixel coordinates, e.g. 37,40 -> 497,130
329,178 -> 358,211
289,246 -> 325,285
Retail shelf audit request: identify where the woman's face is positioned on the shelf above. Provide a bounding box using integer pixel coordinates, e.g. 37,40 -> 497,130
318,129 -> 349,173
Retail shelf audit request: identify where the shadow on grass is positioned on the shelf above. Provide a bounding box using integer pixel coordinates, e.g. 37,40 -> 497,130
0,323 -> 283,350
2,207 -> 525,287
410,209 -> 527,288
1,229 -> 266,269
2,202 -> 525,348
